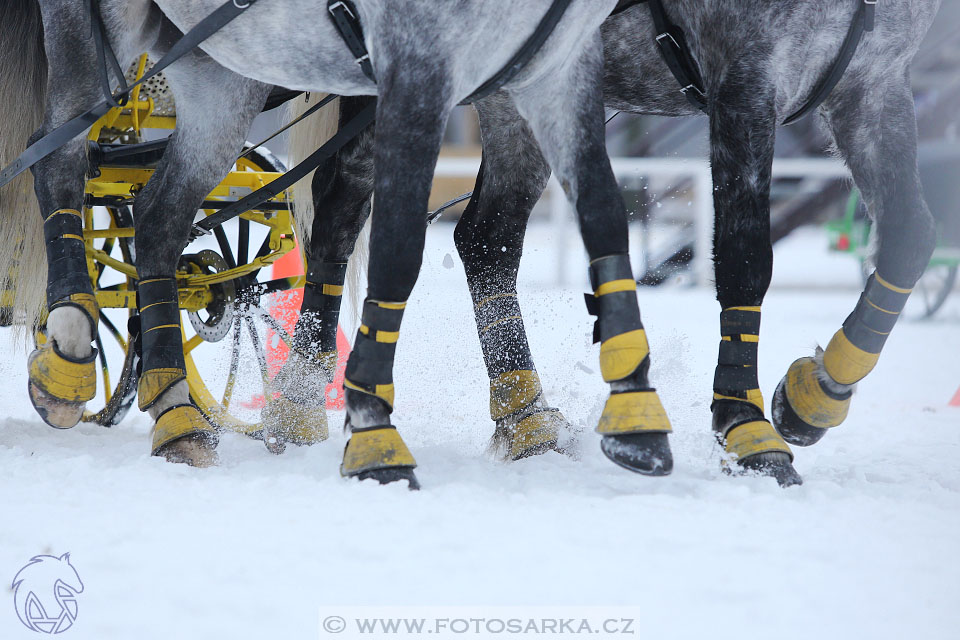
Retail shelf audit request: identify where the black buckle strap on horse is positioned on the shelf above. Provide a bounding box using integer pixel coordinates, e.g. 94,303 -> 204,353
619,0 -> 876,124
0,0 -> 262,191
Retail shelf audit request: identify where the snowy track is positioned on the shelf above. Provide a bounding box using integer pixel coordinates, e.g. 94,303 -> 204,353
2,225 -> 958,639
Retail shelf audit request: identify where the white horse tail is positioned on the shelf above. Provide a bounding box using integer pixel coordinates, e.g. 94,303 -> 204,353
287,93 -> 368,319
0,0 -> 48,334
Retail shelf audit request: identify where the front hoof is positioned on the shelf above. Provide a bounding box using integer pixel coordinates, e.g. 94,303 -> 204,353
489,409 -> 565,461
356,466 -> 420,490
28,382 -> 86,429
771,378 -> 829,447
151,405 -> 219,467
735,451 -> 803,488
600,432 -> 673,476
27,344 -> 97,429
341,426 -> 418,489
261,396 -> 329,455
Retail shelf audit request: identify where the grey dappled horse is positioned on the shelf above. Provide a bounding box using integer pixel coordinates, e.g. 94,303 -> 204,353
279,0 -> 942,487
2,0 -> 649,489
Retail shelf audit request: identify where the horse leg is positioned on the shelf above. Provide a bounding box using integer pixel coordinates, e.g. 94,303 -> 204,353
132,56 -> 271,466
264,97 -> 375,452
510,35 -> 673,476
454,94 -> 570,460
26,2 -> 116,428
339,80 -> 454,489
708,82 -> 801,487
771,74 -> 936,446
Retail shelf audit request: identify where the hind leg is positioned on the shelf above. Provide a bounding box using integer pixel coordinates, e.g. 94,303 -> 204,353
772,74 -> 936,446
708,82 -> 800,487
338,81 -> 454,489
264,97 -> 374,452
131,56 -> 271,465
455,94 -> 570,460
510,35 -> 673,476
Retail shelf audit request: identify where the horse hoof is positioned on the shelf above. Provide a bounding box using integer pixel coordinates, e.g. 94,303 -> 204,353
489,409 -> 564,461
771,377 -> 830,447
736,451 -> 803,488
154,433 -> 220,467
600,432 -> 673,476
340,426 -> 418,489
151,405 -> 220,467
28,382 -> 85,429
356,466 -> 421,490
27,343 -> 97,429
261,396 -> 329,455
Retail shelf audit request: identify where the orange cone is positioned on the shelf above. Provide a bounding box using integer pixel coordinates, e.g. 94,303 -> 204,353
267,243 -> 349,410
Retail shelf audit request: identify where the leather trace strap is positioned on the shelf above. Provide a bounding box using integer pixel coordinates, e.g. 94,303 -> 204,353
782,0 -> 876,125
328,1 -> 376,83
0,0 -> 261,191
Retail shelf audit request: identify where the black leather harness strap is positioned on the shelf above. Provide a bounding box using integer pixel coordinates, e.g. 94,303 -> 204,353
782,0 -> 876,125
327,1 -> 377,83
0,0 -> 261,191
646,0 -> 708,112
634,0 -> 877,124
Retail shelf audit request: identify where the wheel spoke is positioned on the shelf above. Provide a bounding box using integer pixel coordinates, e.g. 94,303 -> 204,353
221,316 -> 243,409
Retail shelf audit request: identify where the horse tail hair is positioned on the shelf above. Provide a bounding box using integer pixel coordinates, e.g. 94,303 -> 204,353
286,93 -> 339,248
286,93 -> 367,319
0,0 -> 48,335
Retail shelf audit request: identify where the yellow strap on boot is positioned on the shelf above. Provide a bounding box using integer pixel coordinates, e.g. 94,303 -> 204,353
28,343 -> 97,403
489,370 -> 542,421
596,390 -> 672,435
784,357 -> 851,428
138,368 -> 186,411
505,410 -> 562,460
151,404 -> 217,454
340,426 -> 416,476
722,420 -> 793,461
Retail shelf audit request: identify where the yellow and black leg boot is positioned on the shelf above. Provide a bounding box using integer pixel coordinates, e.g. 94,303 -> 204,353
262,262 -> 346,452
473,289 -> 567,459
136,277 -> 218,466
586,255 -> 673,476
28,209 -> 99,428
772,272 -> 910,446
488,370 -> 566,460
712,306 -> 800,487
341,299 -> 418,489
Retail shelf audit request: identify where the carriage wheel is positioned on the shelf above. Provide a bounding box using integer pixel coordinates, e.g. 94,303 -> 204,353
79,205 -> 139,427
179,148 -> 303,439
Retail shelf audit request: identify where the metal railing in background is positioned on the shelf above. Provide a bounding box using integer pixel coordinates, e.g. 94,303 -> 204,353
434,156 -> 850,286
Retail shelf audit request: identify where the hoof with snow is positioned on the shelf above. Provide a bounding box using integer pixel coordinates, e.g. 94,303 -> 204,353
489,409 -> 566,461
771,357 -> 850,447
151,405 -> 219,467
596,390 -> 673,476
600,432 -> 673,476
341,426 -> 419,490
261,396 -> 329,455
718,420 -> 802,488
27,343 -> 97,429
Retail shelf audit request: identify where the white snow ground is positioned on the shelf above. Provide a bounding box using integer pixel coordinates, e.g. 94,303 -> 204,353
1,223 -> 958,640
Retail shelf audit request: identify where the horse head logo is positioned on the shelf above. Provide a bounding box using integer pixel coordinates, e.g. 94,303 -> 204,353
12,553 -> 84,634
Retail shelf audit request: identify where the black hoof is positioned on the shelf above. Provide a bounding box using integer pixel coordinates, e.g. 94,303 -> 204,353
736,451 -> 803,488
772,378 -> 828,447
600,432 -> 673,476
356,467 -> 421,490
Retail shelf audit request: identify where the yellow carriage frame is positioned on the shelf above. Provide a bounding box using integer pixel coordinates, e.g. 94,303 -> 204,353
77,54 -> 306,433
